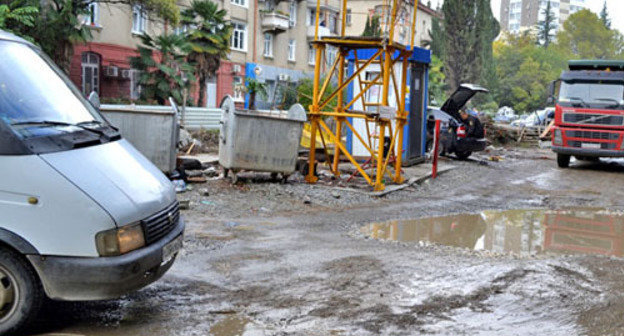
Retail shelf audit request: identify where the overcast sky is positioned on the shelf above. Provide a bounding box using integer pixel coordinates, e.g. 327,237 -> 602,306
428,0 -> 624,34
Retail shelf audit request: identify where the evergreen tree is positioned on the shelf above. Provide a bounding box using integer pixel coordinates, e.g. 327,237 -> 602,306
600,1 -> 611,30
537,0 -> 556,47
439,0 -> 499,91
361,14 -> 381,37
428,17 -> 445,58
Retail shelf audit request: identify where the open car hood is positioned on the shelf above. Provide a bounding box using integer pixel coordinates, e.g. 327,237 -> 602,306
440,84 -> 489,120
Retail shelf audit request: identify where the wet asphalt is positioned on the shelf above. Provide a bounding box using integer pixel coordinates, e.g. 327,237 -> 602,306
29,148 -> 624,336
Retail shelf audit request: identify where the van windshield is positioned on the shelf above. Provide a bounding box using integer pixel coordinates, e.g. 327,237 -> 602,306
0,40 -> 102,137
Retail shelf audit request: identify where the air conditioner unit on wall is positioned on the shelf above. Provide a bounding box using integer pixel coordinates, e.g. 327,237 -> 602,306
232,64 -> 242,73
278,74 -> 290,81
105,66 -> 119,77
121,69 -> 132,79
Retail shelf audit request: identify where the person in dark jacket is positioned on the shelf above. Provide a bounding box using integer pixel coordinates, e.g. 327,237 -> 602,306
460,108 -> 484,139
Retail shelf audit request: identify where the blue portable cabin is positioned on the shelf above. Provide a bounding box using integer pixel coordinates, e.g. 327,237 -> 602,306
345,46 -> 431,166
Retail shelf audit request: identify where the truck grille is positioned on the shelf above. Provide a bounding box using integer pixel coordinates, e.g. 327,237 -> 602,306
566,130 -> 620,140
563,113 -> 624,126
141,201 -> 180,245
568,141 -> 617,150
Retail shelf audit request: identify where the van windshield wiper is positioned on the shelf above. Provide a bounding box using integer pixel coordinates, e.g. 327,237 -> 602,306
11,120 -> 108,137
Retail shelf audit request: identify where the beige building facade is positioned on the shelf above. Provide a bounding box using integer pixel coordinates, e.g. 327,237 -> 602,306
500,0 -> 587,34
343,1 -> 438,48
69,0 -> 432,108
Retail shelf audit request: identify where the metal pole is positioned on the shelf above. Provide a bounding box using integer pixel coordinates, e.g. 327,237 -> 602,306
432,119 -> 440,179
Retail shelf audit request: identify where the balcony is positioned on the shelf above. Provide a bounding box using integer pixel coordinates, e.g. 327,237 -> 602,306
307,25 -> 333,39
261,11 -> 290,32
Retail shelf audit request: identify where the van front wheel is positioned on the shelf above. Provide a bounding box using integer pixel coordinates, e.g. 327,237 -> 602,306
0,247 -> 43,335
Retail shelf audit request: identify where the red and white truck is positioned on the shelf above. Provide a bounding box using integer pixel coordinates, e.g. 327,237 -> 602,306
549,60 -> 624,168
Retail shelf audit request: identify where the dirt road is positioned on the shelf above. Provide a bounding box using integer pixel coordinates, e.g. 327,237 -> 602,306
31,148 -> 624,336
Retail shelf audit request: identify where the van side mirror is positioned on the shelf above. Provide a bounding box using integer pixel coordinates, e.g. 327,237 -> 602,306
88,91 -> 101,110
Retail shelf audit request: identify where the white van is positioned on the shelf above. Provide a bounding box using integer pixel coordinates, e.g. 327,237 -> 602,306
0,31 -> 184,334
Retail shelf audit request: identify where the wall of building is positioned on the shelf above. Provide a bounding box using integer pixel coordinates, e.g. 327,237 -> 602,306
69,0 -> 435,109
500,0 -> 587,34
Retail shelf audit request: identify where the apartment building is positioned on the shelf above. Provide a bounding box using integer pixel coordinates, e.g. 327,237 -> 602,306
500,0 -> 587,34
69,0 -> 432,108
343,1 -> 439,48
69,0 -> 341,108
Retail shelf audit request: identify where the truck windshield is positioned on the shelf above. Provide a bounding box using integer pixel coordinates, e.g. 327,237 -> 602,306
559,81 -> 624,108
0,40 -> 102,138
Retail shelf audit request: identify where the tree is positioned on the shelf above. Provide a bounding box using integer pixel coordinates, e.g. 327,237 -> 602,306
537,0 -> 556,47
7,0 -> 180,73
600,1 -> 611,30
296,77 -> 337,112
427,17 -> 445,58
428,55 -> 447,105
554,9 -> 624,60
129,33 -> 196,105
245,78 -> 267,110
493,32 -> 567,112
439,0 -> 499,92
182,0 -> 232,107
361,14 -> 381,37
0,1 -> 38,40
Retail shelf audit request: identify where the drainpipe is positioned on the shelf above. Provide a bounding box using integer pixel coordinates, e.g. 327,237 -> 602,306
253,0 -> 258,63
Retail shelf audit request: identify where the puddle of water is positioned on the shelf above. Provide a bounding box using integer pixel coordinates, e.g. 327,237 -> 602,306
209,315 -> 250,336
362,208 -> 624,257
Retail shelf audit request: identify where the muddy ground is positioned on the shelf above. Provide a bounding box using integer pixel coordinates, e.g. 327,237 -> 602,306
31,147 -> 624,336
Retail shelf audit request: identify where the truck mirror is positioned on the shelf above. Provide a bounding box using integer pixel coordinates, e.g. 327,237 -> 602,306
88,91 -> 101,110
546,80 -> 557,105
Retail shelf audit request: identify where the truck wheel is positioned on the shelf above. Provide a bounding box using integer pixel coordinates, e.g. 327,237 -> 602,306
557,153 -> 571,168
0,247 -> 43,335
455,151 -> 472,160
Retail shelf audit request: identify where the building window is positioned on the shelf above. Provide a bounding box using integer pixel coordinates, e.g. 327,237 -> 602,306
329,14 -> 337,33
174,24 -> 190,36
130,69 -> 142,100
289,1 -> 297,26
263,33 -> 273,57
83,2 -> 99,26
326,46 -> 337,66
231,0 -> 246,7
307,9 -> 316,26
81,52 -> 100,95
346,8 -> 352,26
132,5 -> 147,34
233,76 -> 244,101
288,39 -> 296,61
230,21 -> 247,51
308,43 -> 315,65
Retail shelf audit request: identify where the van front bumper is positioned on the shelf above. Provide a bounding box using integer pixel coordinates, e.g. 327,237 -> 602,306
27,217 -> 185,301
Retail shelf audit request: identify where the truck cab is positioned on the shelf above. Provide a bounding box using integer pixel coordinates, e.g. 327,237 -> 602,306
0,30 -> 184,335
550,60 -> 624,168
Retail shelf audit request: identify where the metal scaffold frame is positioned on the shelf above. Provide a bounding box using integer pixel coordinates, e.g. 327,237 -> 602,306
306,0 -> 420,191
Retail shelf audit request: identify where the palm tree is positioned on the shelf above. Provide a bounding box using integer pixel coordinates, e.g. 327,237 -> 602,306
0,1 -> 38,40
182,0 -> 232,107
246,78 -> 267,110
129,33 -> 196,105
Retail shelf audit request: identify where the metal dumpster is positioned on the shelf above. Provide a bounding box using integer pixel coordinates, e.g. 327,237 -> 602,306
100,104 -> 179,173
219,96 -> 307,179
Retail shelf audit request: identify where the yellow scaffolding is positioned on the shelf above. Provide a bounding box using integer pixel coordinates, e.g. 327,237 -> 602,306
306,0 -> 420,191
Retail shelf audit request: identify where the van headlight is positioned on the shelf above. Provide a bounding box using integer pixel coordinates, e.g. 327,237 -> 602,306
554,129 -> 563,146
95,223 -> 145,256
